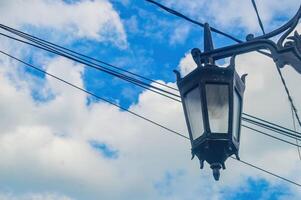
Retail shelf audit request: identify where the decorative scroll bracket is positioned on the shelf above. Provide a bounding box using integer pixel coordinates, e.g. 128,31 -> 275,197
192,6 -> 301,74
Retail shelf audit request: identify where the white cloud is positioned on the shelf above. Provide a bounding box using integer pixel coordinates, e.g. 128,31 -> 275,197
0,54 -> 192,199
0,0 -> 127,48
0,44 -> 301,199
169,24 -> 191,45
178,51 -> 196,77
0,1 -> 301,199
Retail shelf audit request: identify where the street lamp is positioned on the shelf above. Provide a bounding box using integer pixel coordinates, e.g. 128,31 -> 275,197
175,57 -> 246,181
173,5 -> 301,179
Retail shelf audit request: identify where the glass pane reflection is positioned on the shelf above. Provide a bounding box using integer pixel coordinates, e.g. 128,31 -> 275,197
233,91 -> 241,140
184,87 -> 204,139
205,84 -> 229,133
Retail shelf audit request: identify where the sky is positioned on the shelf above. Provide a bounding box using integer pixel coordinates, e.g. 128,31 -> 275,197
0,0 -> 301,199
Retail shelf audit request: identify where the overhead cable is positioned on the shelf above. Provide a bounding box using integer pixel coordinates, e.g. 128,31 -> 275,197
145,0 -> 243,43
0,31 -> 181,102
0,50 -> 188,140
242,117 -> 301,141
251,0 -> 266,34
0,24 -> 179,91
275,66 -> 301,130
0,24 -> 300,145
145,1 -> 272,57
242,124 -> 301,148
1,49 -> 301,188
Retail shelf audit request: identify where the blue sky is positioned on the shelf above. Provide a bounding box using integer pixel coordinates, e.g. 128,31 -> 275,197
0,0 -> 300,200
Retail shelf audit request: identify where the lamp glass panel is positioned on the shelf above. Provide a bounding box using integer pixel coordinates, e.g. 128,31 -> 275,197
233,90 -> 241,140
184,87 -> 204,140
205,84 -> 229,133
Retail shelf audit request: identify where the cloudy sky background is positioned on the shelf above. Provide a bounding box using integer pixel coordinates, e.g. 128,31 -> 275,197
0,0 -> 301,199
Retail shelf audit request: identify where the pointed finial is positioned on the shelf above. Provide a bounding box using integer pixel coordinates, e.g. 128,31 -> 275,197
204,23 -> 214,52
211,163 -> 222,181
204,23 -> 215,64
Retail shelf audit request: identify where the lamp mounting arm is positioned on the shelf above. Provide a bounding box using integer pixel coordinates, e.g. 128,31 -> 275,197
194,38 -> 300,70
193,21 -> 301,73
192,6 -> 301,74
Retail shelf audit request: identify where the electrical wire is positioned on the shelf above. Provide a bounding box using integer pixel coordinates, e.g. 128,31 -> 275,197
0,24 -> 274,106
229,157 -> 301,187
0,50 -> 188,140
242,117 -> 301,141
145,1 -> 300,129
1,50 -> 301,188
291,107 -> 301,160
275,66 -> 301,130
250,0 -> 301,142
1,24 -> 300,145
2,29 -> 300,144
0,2 -> 300,187
251,0 -> 266,34
0,31 -> 180,99
248,0 -> 301,157
242,124 -> 301,148
243,113 -> 301,136
145,0 -> 243,43
145,1 -> 273,58
0,31 -> 181,102
0,24 -> 178,92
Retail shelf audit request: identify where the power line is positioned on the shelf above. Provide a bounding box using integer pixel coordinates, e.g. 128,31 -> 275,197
242,124 -> 301,148
0,31 -> 181,102
0,24 -> 178,92
251,0 -> 266,34
1,24 -> 300,145
0,24 -> 275,108
291,106 -> 301,160
243,113 -> 301,136
2,28 -> 300,145
275,66 -> 301,129
0,50 -> 188,140
1,50 -> 301,188
145,0 -> 273,58
0,31 -> 180,99
144,1 -> 301,131
230,157 -> 301,187
247,0 -> 301,153
145,0 -> 243,43
0,29 -> 286,141
242,117 -> 301,141
246,0 -> 301,142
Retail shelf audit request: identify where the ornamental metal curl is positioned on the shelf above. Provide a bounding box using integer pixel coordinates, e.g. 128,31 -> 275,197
193,6 -> 301,74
